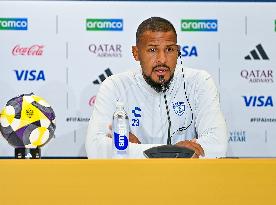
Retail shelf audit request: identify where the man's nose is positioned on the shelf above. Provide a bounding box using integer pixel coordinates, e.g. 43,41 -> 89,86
156,50 -> 167,64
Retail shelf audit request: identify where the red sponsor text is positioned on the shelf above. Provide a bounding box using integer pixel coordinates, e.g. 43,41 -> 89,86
12,44 -> 44,56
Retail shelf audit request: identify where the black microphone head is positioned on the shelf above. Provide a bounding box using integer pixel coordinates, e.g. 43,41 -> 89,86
159,75 -> 166,92
159,75 -> 165,84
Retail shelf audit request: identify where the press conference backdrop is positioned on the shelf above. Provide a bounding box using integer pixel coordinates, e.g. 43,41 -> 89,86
0,1 -> 275,157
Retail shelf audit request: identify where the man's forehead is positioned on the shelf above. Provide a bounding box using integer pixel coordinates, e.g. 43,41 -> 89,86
146,42 -> 178,47
139,31 -> 177,45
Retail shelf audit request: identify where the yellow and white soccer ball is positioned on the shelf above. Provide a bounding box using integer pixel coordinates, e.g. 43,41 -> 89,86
0,93 -> 56,148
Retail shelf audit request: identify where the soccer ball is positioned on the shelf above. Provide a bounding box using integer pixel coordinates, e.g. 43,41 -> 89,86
0,93 -> 56,148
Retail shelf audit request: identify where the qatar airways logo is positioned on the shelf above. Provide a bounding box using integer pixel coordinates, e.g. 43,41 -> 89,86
12,45 -> 44,56
89,43 -> 122,58
240,69 -> 273,83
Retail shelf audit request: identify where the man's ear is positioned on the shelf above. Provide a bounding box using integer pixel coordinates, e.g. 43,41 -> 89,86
132,46 -> 139,61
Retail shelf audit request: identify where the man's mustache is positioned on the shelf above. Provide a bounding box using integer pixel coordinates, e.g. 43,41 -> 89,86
152,64 -> 170,70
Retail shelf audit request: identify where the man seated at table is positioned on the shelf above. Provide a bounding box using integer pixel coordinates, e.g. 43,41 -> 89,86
85,17 -> 228,158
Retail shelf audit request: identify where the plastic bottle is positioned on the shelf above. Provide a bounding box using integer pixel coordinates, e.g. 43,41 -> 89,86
112,102 -> 129,158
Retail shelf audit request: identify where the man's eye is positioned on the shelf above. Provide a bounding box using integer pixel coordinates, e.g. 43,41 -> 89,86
166,47 -> 175,52
148,48 -> 156,52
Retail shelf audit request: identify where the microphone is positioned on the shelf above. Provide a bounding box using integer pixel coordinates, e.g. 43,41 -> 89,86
159,75 -> 166,92
159,75 -> 165,83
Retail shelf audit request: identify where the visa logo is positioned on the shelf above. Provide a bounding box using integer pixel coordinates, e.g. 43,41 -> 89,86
181,19 -> 217,32
86,19 -> 123,31
0,18 -> 28,30
14,70 -> 45,81
181,45 -> 198,57
242,96 -> 273,107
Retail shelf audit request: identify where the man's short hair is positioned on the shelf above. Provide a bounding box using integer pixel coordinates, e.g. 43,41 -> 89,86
136,17 -> 177,44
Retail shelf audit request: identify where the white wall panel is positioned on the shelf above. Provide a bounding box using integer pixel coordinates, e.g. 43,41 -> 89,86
0,1 -> 275,157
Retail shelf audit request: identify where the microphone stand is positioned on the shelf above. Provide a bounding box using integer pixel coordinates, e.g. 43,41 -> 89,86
159,76 -> 172,145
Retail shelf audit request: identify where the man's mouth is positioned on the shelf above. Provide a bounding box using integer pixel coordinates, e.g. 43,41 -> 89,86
154,67 -> 169,76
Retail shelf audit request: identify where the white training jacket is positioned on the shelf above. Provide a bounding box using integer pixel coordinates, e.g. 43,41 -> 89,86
86,67 -> 228,158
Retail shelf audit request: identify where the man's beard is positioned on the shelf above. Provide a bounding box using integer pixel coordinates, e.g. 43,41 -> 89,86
142,72 -> 174,93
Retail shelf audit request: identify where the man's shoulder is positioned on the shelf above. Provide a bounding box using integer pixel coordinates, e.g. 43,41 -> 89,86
101,70 -> 138,88
110,70 -> 137,80
178,67 -> 218,95
181,67 -> 211,81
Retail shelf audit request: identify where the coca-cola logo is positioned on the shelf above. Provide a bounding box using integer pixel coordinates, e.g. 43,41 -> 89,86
12,44 -> 44,56
89,96 -> 96,106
